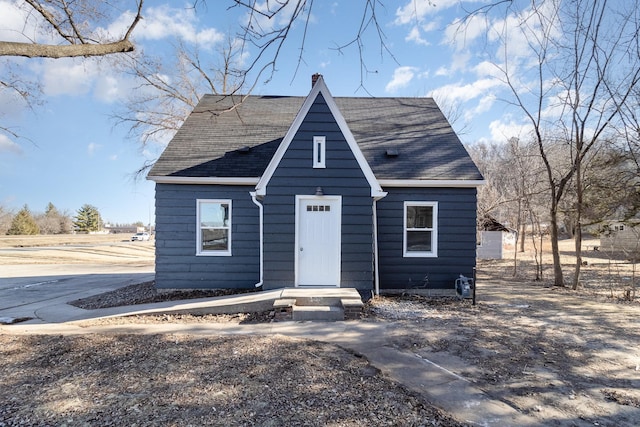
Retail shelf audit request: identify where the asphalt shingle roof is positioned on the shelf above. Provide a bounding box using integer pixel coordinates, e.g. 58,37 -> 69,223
148,94 -> 483,181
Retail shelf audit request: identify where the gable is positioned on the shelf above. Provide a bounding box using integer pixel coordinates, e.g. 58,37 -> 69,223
255,77 -> 385,197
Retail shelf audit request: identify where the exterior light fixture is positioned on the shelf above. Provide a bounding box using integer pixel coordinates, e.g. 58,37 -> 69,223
315,187 -> 324,196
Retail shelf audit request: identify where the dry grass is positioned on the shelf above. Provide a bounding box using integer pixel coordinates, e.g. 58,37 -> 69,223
0,234 -> 130,248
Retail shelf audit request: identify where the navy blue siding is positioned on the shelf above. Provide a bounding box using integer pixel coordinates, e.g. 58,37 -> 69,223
377,187 -> 477,290
155,184 -> 260,289
262,94 -> 374,290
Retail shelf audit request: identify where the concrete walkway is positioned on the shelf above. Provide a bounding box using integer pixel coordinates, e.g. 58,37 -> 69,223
1,293 -> 540,426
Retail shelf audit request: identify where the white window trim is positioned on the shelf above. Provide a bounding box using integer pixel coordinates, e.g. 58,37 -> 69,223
196,199 -> 232,256
313,136 -> 326,168
403,201 -> 438,258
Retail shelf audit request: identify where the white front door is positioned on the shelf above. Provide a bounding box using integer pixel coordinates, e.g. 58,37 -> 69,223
296,196 -> 341,287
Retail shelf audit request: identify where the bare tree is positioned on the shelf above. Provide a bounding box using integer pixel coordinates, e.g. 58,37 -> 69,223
468,137 -> 547,276
487,0 -> 640,288
0,205 -> 15,235
0,1 -> 143,58
112,35 -> 247,174
227,0 -> 398,90
0,0 -> 144,144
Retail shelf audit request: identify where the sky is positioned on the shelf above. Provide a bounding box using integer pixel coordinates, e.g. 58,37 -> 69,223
0,0 -> 573,225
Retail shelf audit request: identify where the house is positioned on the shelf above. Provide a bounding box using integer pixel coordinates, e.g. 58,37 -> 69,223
600,220 -> 640,254
477,215 -> 516,260
147,74 -> 484,296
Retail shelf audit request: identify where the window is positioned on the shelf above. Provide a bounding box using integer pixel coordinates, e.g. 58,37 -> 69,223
404,202 -> 438,257
313,136 -> 326,168
197,199 -> 231,256
306,204 -> 331,212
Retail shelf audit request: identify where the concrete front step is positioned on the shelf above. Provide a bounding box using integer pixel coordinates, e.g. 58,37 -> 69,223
273,288 -> 364,321
292,304 -> 344,321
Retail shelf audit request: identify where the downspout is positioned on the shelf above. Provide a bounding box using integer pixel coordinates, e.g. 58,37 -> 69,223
250,192 -> 264,288
372,194 -> 386,296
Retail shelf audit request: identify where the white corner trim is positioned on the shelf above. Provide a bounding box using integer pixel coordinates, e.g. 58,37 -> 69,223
379,179 -> 486,188
254,76 -> 385,198
148,176 -> 260,185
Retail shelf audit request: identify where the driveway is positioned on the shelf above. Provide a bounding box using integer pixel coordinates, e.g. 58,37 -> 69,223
0,240 -> 154,322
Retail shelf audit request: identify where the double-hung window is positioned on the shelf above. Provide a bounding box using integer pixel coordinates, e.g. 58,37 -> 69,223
404,201 -> 438,257
197,199 -> 231,256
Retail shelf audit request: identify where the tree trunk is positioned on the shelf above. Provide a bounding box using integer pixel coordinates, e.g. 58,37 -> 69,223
572,156 -> 584,290
513,198 -> 523,276
549,205 -> 565,286
573,225 -> 583,290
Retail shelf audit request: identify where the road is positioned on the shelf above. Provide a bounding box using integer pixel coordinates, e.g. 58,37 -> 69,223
0,241 -> 155,322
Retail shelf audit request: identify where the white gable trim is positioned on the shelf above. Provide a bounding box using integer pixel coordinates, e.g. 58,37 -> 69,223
149,176 -> 260,185
254,76 -> 386,198
379,179 -> 486,188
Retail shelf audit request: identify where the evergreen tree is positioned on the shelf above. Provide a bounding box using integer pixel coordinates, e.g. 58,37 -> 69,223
73,204 -> 103,232
45,202 -> 58,216
37,202 -> 63,234
7,205 -> 39,235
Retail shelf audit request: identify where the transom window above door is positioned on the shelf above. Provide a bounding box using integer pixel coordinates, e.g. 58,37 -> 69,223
306,204 -> 331,212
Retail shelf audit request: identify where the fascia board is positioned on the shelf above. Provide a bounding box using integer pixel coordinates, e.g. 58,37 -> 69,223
148,176 -> 260,185
379,179 -> 486,188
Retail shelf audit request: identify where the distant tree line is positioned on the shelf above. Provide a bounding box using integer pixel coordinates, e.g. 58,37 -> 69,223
0,203 -> 141,235
468,136 -> 639,278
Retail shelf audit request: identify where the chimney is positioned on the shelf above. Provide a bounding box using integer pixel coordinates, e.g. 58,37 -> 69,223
311,73 -> 322,87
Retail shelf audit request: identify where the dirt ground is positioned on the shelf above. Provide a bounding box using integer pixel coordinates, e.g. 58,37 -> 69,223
1,235 -> 640,426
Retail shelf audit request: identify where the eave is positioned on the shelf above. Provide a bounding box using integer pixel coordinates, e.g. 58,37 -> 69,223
379,179 -> 486,188
148,176 -> 260,185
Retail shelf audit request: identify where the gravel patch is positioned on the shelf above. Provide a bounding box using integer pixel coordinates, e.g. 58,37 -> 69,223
0,334 -> 463,426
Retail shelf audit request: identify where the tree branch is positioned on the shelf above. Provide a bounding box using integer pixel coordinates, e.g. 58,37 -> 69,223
0,40 -> 134,58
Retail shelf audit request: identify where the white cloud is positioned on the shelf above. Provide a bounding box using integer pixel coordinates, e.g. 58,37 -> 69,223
93,75 -> 125,104
486,3 -> 563,67
0,1 -> 31,43
421,20 -> 441,33
93,68 -> 145,104
34,56 -> 136,103
385,66 -> 419,93
107,5 -> 223,46
443,14 -> 490,51
395,0 -> 461,25
87,142 -> 102,156
473,60 -> 502,79
0,0 -> 57,44
435,66 -> 448,77
474,94 -> 496,115
239,1 -> 302,38
40,59 -> 98,96
488,118 -> 534,143
429,78 -> 502,104
0,134 -> 22,155
450,50 -> 471,73
406,26 -> 430,46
